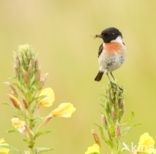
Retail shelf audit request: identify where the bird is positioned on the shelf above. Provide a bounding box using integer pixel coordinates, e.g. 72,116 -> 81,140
94,27 -> 126,81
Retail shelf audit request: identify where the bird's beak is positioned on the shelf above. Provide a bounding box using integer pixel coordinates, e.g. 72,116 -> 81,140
94,34 -> 102,38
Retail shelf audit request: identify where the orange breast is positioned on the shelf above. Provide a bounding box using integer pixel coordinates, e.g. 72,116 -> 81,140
105,42 -> 122,53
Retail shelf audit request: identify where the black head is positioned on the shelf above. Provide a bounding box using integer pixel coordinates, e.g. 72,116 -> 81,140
95,27 -> 122,43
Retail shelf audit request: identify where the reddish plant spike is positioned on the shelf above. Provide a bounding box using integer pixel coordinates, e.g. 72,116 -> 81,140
92,129 -> 101,146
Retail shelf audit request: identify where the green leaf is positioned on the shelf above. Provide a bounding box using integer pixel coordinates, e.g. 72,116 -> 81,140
0,144 -> 9,148
23,138 -> 29,143
36,147 -> 53,153
9,145 -> 21,154
121,126 -> 132,136
7,129 -> 16,133
24,150 -> 31,154
34,130 -> 51,139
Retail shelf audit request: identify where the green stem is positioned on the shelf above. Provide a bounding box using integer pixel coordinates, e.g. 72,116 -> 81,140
29,147 -> 37,154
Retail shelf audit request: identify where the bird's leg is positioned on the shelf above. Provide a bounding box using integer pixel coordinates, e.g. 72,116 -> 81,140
110,72 -> 123,91
110,72 -> 115,81
106,72 -> 111,81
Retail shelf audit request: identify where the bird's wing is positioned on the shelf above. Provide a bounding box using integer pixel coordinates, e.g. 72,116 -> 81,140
98,43 -> 103,57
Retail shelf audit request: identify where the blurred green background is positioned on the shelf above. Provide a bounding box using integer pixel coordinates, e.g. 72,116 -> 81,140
0,0 -> 156,153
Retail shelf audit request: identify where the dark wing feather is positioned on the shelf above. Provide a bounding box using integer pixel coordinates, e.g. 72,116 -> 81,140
98,43 -> 103,57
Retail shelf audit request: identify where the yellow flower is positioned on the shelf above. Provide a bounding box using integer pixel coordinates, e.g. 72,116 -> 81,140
85,143 -> 100,154
51,103 -> 76,118
38,88 -> 55,107
0,138 -> 9,154
137,132 -> 155,153
11,117 -> 26,133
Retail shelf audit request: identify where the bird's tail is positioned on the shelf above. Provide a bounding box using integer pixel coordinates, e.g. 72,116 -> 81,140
94,71 -> 104,81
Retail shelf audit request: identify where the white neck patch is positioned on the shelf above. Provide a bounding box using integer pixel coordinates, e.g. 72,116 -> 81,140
111,36 -> 123,44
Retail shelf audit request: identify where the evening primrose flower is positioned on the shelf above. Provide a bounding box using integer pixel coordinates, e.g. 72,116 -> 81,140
11,117 -> 26,133
0,138 -> 9,154
51,103 -> 76,118
85,143 -> 100,154
38,88 -> 55,107
137,132 -> 155,153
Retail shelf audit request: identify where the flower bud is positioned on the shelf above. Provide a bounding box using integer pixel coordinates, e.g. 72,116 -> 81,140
116,125 -> 121,137
101,114 -> 108,128
92,129 -> 101,146
8,94 -> 21,109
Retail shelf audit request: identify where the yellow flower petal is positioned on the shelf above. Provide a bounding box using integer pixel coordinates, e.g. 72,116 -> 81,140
51,103 -> 76,118
0,139 -> 5,144
0,148 -> 9,154
11,117 -> 26,133
38,88 -> 55,107
85,143 -> 100,154
0,138 -> 9,154
137,132 -> 155,153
